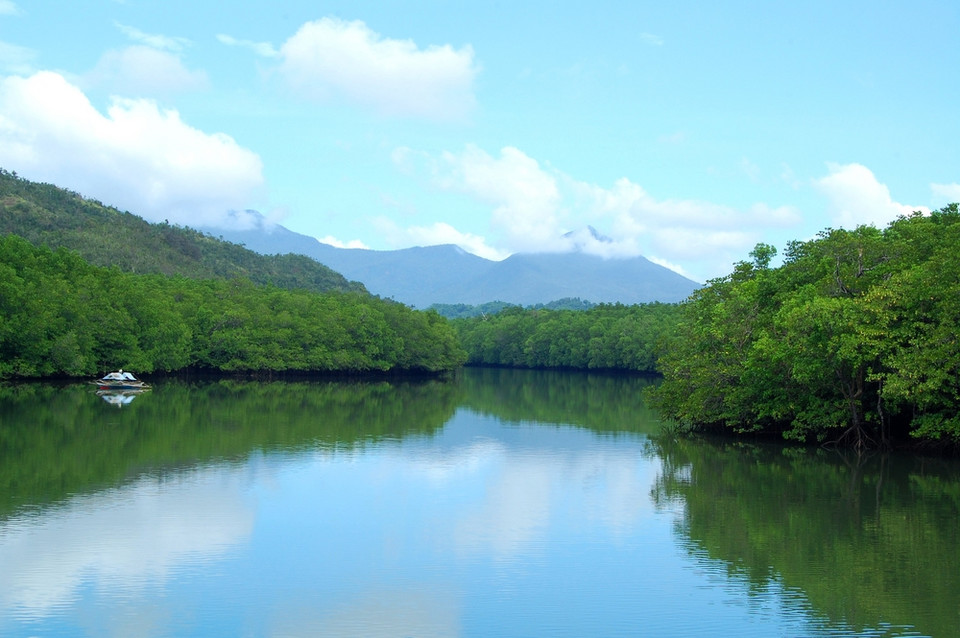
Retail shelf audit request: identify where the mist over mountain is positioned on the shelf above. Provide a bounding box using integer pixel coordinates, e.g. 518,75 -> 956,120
203,212 -> 701,308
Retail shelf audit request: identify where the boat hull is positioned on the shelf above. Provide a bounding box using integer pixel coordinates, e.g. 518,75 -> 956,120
95,382 -> 149,390
91,371 -> 150,391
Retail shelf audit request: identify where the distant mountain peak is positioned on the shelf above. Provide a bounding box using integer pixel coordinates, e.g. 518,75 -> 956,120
197,217 -> 700,307
563,225 -> 613,247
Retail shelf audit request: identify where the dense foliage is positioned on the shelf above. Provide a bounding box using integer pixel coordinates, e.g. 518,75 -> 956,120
0,235 -> 466,377
652,205 -> 960,448
0,168 -> 365,294
429,297 -> 596,319
452,302 -> 682,372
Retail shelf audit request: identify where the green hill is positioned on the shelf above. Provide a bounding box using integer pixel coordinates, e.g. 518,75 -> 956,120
0,168 -> 365,294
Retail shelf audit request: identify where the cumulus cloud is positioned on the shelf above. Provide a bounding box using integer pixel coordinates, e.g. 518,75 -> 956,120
437,145 -> 564,253
274,17 -> 478,120
392,144 -> 801,281
373,217 -> 508,261
317,235 -> 369,250
571,177 -> 798,278
393,146 -> 551,255
0,71 -> 263,226
815,162 -> 928,228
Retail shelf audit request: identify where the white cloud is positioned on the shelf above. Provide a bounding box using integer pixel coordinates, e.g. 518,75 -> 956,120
0,1 -> 20,16
0,71 -> 263,227
374,217 -> 508,261
394,144 -> 800,281
85,45 -> 209,96
318,235 -> 369,250
572,177 -> 797,279
815,162 -> 928,228
647,255 -> 696,280
276,17 -> 478,120
931,182 -> 960,204
437,145 -> 565,253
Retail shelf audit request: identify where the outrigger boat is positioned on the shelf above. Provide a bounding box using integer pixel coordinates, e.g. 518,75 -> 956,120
92,370 -> 151,391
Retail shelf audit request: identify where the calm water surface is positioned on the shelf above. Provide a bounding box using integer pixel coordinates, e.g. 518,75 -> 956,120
0,369 -> 957,637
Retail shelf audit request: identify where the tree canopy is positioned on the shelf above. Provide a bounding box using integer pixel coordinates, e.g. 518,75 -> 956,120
651,205 -> 960,448
0,235 -> 465,377
452,302 -> 682,372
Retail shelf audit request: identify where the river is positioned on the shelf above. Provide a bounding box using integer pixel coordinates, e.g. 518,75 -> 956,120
0,368 -> 957,637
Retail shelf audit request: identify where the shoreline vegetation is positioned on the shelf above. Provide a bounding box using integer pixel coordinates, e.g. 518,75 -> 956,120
0,233 -> 466,376
2,168 -> 959,450
0,168 -> 466,376
652,205 -> 960,452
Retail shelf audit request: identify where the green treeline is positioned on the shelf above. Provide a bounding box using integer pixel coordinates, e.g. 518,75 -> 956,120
452,206 -> 960,449
430,297 -> 596,319
0,168 -> 364,294
5,166 -> 960,448
452,302 -> 682,371
0,234 -> 465,377
652,205 -> 960,447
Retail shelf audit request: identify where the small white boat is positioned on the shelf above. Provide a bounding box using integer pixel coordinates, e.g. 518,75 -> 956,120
92,370 -> 151,390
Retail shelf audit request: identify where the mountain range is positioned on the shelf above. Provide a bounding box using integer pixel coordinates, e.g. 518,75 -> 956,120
0,169 -> 702,307
203,214 -> 702,308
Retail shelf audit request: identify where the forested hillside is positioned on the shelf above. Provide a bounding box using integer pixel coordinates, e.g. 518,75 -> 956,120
0,235 -> 465,376
0,168 -> 364,294
453,303 -> 682,372
430,297 -> 596,319
651,205 -> 960,448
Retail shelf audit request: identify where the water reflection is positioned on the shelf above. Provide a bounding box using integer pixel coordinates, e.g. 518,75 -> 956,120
0,370 -> 957,637
652,436 -> 960,638
95,389 -> 148,407
1,467 -> 254,621
0,377 -> 459,518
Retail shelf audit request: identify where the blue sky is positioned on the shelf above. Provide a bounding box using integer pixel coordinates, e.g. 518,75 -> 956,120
1,0 -> 957,281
